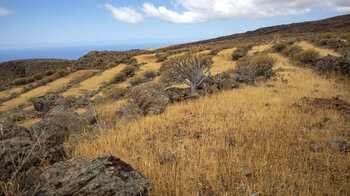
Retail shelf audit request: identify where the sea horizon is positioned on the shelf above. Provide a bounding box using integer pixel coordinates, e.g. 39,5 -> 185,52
0,42 -> 177,63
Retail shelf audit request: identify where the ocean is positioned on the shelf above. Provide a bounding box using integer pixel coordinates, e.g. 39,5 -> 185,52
0,42 -> 174,63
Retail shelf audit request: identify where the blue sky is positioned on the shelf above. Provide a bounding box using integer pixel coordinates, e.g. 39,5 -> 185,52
0,0 -> 349,49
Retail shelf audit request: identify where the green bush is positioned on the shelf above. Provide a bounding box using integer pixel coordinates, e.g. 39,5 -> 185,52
106,62 -> 117,69
273,43 -> 287,52
293,49 -> 320,64
121,65 -> 137,76
125,58 -> 137,65
26,76 -> 35,83
102,86 -> 127,99
286,45 -> 303,57
143,70 -> 156,79
129,77 -> 145,86
110,72 -> 127,84
11,78 -> 28,86
245,43 -> 255,50
321,32 -> 337,39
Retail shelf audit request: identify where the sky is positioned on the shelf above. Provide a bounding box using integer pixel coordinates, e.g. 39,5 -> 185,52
0,0 -> 350,49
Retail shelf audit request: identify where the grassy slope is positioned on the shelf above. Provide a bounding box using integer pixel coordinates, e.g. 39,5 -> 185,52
61,64 -> 127,97
0,70 -> 94,111
68,47 -> 350,195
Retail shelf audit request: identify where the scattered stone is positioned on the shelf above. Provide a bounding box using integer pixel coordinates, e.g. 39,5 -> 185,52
265,103 -> 270,107
309,144 -> 323,152
25,156 -> 153,196
221,78 -> 239,90
225,136 -> 235,147
81,109 -> 98,125
327,140 -> 348,151
115,103 -> 143,122
273,89 -> 278,93
243,169 -> 252,177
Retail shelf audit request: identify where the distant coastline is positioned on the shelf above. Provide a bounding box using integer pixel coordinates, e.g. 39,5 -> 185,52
0,42 -> 173,63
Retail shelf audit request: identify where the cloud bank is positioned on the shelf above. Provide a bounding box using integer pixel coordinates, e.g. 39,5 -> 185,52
0,7 -> 15,16
103,0 -> 350,24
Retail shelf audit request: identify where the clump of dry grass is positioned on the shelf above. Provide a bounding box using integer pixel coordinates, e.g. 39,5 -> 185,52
68,52 -> 350,195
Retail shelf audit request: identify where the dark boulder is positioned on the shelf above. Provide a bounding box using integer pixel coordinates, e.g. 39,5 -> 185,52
0,124 -> 66,184
164,87 -> 192,103
31,107 -> 88,143
115,103 -> 143,122
25,156 -> 153,196
33,94 -> 63,113
81,109 -> 98,125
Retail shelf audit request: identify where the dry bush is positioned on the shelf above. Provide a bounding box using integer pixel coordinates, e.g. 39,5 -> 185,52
102,86 -> 127,100
286,38 -> 297,45
286,44 -> 303,57
129,77 -> 145,86
293,49 -> 320,65
340,33 -> 350,39
237,54 -> 276,78
321,32 -> 337,39
11,78 -> 28,86
106,62 -> 117,69
273,43 -> 287,52
110,72 -> 127,84
121,65 -> 137,77
143,70 -> 157,79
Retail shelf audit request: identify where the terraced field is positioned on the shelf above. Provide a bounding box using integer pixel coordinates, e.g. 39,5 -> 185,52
0,70 -> 94,111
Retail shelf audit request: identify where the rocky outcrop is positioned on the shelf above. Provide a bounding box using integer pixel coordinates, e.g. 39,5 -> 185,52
115,103 -> 143,122
25,156 -> 153,196
0,124 -> 66,184
315,55 -> 350,77
30,107 -> 88,143
33,94 -> 64,113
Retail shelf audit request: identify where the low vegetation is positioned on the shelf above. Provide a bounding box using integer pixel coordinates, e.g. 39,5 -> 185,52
293,49 -> 320,64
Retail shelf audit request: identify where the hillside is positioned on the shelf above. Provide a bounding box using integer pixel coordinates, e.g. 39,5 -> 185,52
1,14 -> 350,195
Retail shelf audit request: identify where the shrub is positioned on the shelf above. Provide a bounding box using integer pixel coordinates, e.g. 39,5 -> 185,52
340,33 -> 350,39
273,43 -> 287,52
245,43 -> 255,50
125,58 -> 137,65
33,73 -> 43,80
286,38 -> 297,45
106,62 -> 117,69
286,45 -> 303,57
110,72 -> 127,84
232,51 -> 244,60
293,49 -> 320,65
319,38 -> 329,46
121,65 -> 137,76
237,54 -> 276,78
26,76 -> 35,83
208,48 -> 221,56
102,86 -> 127,99
143,70 -> 156,79
45,69 -> 55,76
11,78 -> 28,86
347,37 -> 350,44
129,77 -> 145,86
321,32 -> 337,39
156,53 -> 168,62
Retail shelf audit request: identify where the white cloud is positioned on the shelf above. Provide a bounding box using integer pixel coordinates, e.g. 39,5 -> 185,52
0,7 -> 15,16
103,4 -> 143,24
141,0 -> 350,24
142,3 -> 207,24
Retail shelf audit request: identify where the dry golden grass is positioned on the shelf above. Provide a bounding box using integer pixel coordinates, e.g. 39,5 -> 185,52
0,87 -> 23,100
61,65 -> 127,97
248,44 -> 273,56
75,108 -> 88,115
298,41 -> 340,57
0,70 -> 93,111
211,48 -> 237,74
17,118 -> 41,128
68,52 -> 350,195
